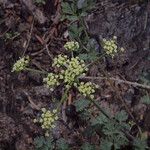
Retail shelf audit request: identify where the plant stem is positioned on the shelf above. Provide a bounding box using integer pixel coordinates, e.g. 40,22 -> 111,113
86,53 -> 106,68
77,37 -> 89,52
25,68 -> 47,74
89,98 -> 110,119
71,51 -> 74,58
79,16 -> 89,42
57,88 -> 70,111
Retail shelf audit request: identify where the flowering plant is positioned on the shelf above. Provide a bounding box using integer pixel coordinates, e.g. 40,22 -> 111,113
102,36 -> 124,58
12,56 -> 29,72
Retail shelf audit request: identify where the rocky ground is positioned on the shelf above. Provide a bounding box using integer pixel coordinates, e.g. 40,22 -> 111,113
0,0 -> 150,149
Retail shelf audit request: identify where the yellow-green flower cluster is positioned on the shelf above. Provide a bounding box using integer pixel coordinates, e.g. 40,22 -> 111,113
102,36 -> 124,58
34,108 -> 58,132
77,82 -> 99,99
52,54 -> 68,68
43,73 -> 60,91
64,41 -> 79,51
44,55 -> 88,90
12,56 -> 29,72
60,57 -> 88,88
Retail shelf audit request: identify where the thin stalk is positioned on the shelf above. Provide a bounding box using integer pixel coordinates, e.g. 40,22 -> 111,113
86,53 -> 106,68
79,16 -> 89,42
25,68 -> 47,74
71,51 -> 74,58
89,98 -> 110,119
57,88 -> 70,111
77,37 -> 89,52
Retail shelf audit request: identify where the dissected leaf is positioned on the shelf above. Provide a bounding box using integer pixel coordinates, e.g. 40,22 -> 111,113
88,52 -> 99,61
115,110 -> 128,122
141,94 -> 150,105
42,146 -> 49,150
34,136 -> 45,148
100,140 -> 112,150
34,0 -> 46,5
34,136 -> 53,150
80,11 -> 88,17
45,136 -> 53,149
90,114 -> 108,126
113,134 -> 128,149
87,38 -> 100,53
66,15 -> 78,21
69,25 -> 83,39
74,99 -> 90,112
77,0 -> 87,9
83,125 -> 96,138
103,121 -> 121,135
133,138 -> 148,150
61,2 -> 74,14
57,138 -> 69,150
81,142 -> 95,150
78,53 -> 89,60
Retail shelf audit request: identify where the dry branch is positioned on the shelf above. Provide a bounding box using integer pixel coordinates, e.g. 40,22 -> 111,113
80,76 -> 150,90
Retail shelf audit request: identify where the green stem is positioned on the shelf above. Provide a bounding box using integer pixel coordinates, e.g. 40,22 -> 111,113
25,68 -> 47,74
71,51 -> 74,58
79,16 -> 89,41
57,88 -> 70,111
77,37 -> 89,52
89,98 -> 110,119
86,53 -> 106,68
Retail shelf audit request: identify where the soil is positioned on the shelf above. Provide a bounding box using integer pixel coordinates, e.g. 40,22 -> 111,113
0,0 -> 150,149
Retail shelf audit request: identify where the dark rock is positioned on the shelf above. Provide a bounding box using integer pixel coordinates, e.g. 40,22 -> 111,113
30,86 -> 52,97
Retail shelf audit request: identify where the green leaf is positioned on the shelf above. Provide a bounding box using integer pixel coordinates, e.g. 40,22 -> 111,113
45,136 -> 53,149
77,0 -> 87,9
34,0 -> 46,5
80,12 -> 88,17
81,142 -> 95,150
57,138 -> 69,150
113,134 -> 128,149
61,2 -> 74,14
69,25 -> 83,39
88,52 -> 99,61
79,110 -> 91,120
103,121 -> 121,136
78,53 -> 89,61
66,15 -> 78,21
74,99 -> 90,112
34,136 -> 54,150
77,0 -> 95,11
115,110 -> 128,122
83,126 -> 96,138
133,138 -> 148,150
34,136 -> 45,148
141,94 -> 150,105
90,114 -> 108,126
78,52 -> 99,61
42,146 -> 49,150
140,71 -> 150,85
120,122 -> 130,130
100,140 -> 112,150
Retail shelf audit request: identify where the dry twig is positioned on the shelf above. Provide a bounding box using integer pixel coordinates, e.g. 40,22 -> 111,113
23,90 -> 40,110
80,76 -> 150,90
22,18 -> 34,56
